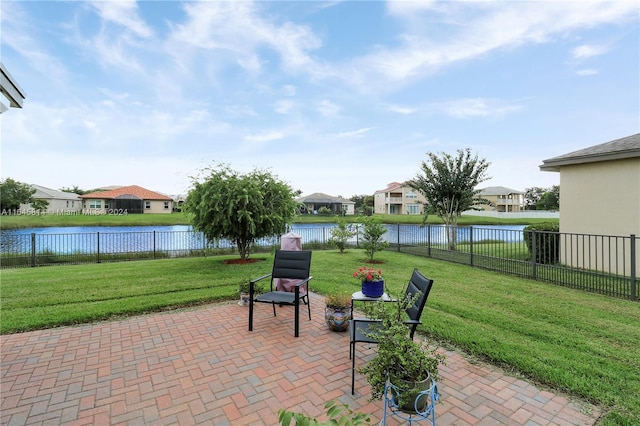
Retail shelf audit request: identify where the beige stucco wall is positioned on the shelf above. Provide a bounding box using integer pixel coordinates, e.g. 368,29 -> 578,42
374,186 -> 427,215
144,200 -> 173,214
558,157 -> 640,276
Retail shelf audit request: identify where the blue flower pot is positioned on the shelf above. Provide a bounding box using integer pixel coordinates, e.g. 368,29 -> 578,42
362,280 -> 384,298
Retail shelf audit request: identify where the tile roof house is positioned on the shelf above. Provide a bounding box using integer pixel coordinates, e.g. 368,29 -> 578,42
540,133 -> 640,276
80,185 -> 173,214
296,193 -> 355,215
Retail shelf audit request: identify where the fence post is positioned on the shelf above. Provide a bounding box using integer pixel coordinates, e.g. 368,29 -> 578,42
531,230 -> 537,280
153,231 -> 156,259
397,224 -> 401,252
470,226 -> 474,267
427,224 -> 431,257
97,232 -> 101,263
631,234 -> 637,301
31,233 -> 36,267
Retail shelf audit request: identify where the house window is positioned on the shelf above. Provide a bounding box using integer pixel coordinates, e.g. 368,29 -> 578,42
407,204 -> 420,214
66,201 -> 69,208
145,201 -> 151,209
89,200 -> 102,209
104,201 -> 110,209
164,201 -> 169,209
406,192 -> 418,199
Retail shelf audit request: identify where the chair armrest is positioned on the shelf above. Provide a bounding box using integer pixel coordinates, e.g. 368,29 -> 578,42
403,319 -> 422,327
251,274 -> 272,284
293,276 -> 313,287
351,318 -> 382,325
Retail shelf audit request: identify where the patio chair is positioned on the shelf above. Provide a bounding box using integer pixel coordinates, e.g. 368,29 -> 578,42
248,250 -> 313,338
349,268 -> 434,395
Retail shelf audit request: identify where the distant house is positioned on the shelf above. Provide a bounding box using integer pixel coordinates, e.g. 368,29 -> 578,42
297,193 -> 355,215
477,186 -> 524,212
540,133 -> 640,276
373,182 -> 427,215
19,184 -> 82,213
80,185 -> 173,214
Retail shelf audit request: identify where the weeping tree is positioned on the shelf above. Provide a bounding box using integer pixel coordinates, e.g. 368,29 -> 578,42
184,164 -> 298,259
409,148 -> 491,250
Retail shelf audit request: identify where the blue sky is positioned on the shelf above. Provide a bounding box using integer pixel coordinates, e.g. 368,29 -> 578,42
1,1 -> 638,198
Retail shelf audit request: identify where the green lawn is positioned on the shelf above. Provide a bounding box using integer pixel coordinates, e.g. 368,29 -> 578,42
1,250 -> 635,425
0,211 -> 557,229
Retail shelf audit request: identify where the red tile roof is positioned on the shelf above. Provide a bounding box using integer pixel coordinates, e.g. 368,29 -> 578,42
80,185 -> 172,201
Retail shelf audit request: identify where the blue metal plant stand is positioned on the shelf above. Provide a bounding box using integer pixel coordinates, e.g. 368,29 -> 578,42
380,378 -> 438,425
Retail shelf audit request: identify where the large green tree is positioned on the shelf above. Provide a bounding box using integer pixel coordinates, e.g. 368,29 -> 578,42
409,148 -> 491,250
524,185 -> 560,210
536,185 -> 560,211
184,165 -> 299,259
0,178 -> 36,211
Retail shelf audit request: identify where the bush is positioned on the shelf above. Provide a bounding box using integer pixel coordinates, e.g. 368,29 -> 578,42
359,216 -> 389,261
328,219 -> 357,253
523,223 -> 560,264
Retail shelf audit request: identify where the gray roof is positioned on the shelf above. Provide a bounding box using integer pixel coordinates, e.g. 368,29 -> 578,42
30,184 -> 81,201
479,186 -> 522,196
297,192 -> 354,204
540,133 -> 640,172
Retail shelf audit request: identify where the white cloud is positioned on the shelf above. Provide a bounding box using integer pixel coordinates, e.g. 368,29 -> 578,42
387,104 -> 416,115
434,98 -> 523,119
89,1 -> 154,39
576,68 -> 599,76
572,44 -> 609,60
244,131 -> 285,142
168,2 -> 324,76
317,99 -> 341,117
336,128 -> 372,138
341,1 -> 637,89
274,100 -> 294,114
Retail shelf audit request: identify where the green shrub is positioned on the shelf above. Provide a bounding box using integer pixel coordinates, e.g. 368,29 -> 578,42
523,222 -> 560,264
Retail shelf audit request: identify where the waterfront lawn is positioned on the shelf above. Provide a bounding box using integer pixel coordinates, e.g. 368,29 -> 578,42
1,250 -> 637,425
0,212 -> 557,229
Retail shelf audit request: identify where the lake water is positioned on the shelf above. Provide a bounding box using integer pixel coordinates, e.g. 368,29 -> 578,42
0,223 -> 526,254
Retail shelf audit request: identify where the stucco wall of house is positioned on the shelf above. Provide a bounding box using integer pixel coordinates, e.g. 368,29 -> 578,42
143,200 -> 173,214
560,158 -> 639,236
374,186 -> 426,215
559,157 -> 640,276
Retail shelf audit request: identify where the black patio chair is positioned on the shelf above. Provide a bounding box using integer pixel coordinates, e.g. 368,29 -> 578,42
349,268 -> 434,395
248,250 -> 313,338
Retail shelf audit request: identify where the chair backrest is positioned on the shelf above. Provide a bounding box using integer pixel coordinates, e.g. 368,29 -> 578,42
404,268 -> 434,338
271,250 -> 312,280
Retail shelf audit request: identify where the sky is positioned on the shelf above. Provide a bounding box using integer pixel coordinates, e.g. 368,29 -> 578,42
1,1 -> 638,199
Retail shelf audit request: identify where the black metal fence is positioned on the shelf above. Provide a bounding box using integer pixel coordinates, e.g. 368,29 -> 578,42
1,225 -> 637,300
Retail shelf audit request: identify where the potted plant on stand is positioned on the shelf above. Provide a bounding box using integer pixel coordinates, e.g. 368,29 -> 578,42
358,293 -> 445,414
353,267 -> 384,298
324,292 -> 352,332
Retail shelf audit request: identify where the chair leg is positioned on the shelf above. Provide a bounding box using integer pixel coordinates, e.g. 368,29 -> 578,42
294,291 -> 300,338
305,295 -> 311,320
248,299 -> 253,332
272,302 -> 277,317
351,341 -> 356,395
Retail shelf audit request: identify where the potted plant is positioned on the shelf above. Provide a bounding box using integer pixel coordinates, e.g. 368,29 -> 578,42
357,293 -> 445,413
238,279 -> 263,306
324,292 -> 352,332
353,267 -> 384,298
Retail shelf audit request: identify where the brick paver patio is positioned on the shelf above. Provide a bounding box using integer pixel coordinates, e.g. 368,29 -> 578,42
1,292 -> 600,425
